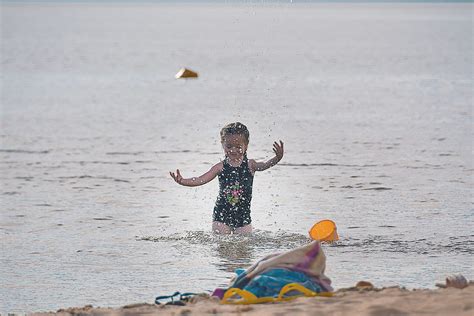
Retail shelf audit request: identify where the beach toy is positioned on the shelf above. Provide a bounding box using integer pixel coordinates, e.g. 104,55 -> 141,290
175,68 -> 198,79
309,219 -> 339,242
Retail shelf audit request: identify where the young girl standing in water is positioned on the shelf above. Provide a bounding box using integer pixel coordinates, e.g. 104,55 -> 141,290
170,122 -> 284,234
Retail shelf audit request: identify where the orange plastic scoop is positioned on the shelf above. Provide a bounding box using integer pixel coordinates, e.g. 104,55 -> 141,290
309,220 -> 339,242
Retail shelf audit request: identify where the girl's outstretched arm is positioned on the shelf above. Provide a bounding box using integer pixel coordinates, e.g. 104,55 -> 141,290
170,162 -> 223,187
251,140 -> 284,173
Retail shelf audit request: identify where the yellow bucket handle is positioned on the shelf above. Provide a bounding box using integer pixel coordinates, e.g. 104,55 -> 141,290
222,288 -> 274,305
222,288 -> 257,302
278,283 -> 316,299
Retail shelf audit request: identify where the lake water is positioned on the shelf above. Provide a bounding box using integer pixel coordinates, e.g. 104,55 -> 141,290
1,2 -> 472,314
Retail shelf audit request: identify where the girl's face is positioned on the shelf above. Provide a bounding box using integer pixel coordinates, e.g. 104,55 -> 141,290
222,134 -> 248,161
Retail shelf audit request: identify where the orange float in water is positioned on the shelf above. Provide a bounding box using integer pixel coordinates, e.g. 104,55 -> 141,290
309,220 -> 339,242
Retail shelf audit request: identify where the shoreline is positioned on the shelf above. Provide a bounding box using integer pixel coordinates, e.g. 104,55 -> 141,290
29,283 -> 474,316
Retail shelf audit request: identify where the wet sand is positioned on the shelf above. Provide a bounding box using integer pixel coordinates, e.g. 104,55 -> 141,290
32,283 -> 474,316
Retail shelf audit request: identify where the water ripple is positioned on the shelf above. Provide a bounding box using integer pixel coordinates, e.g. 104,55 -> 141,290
327,235 -> 474,255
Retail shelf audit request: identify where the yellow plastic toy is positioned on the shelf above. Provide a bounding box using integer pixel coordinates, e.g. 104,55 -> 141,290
221,283 -> 333,305
309,219 -> 339,242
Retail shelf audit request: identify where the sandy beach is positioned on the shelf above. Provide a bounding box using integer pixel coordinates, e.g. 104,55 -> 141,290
32,283 -> 474,316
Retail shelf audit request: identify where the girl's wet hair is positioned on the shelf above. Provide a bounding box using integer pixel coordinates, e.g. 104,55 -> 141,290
220,122 -> 250,144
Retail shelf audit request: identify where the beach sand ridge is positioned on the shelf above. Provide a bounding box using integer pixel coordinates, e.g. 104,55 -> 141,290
31,283 -> 474,316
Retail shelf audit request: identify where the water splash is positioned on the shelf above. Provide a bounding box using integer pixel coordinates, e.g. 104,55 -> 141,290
139,229 -> 310,251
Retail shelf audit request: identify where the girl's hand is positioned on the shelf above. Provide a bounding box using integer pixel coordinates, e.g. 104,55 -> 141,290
273,140 -> 284,161
169,169 -> 183,184
251,141 -> 284,172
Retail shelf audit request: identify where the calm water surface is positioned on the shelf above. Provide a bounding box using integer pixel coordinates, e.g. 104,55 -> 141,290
1,2 -> 473,314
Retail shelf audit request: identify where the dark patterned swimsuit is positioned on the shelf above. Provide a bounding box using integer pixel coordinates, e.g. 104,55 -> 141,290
213,154 -> 254,228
